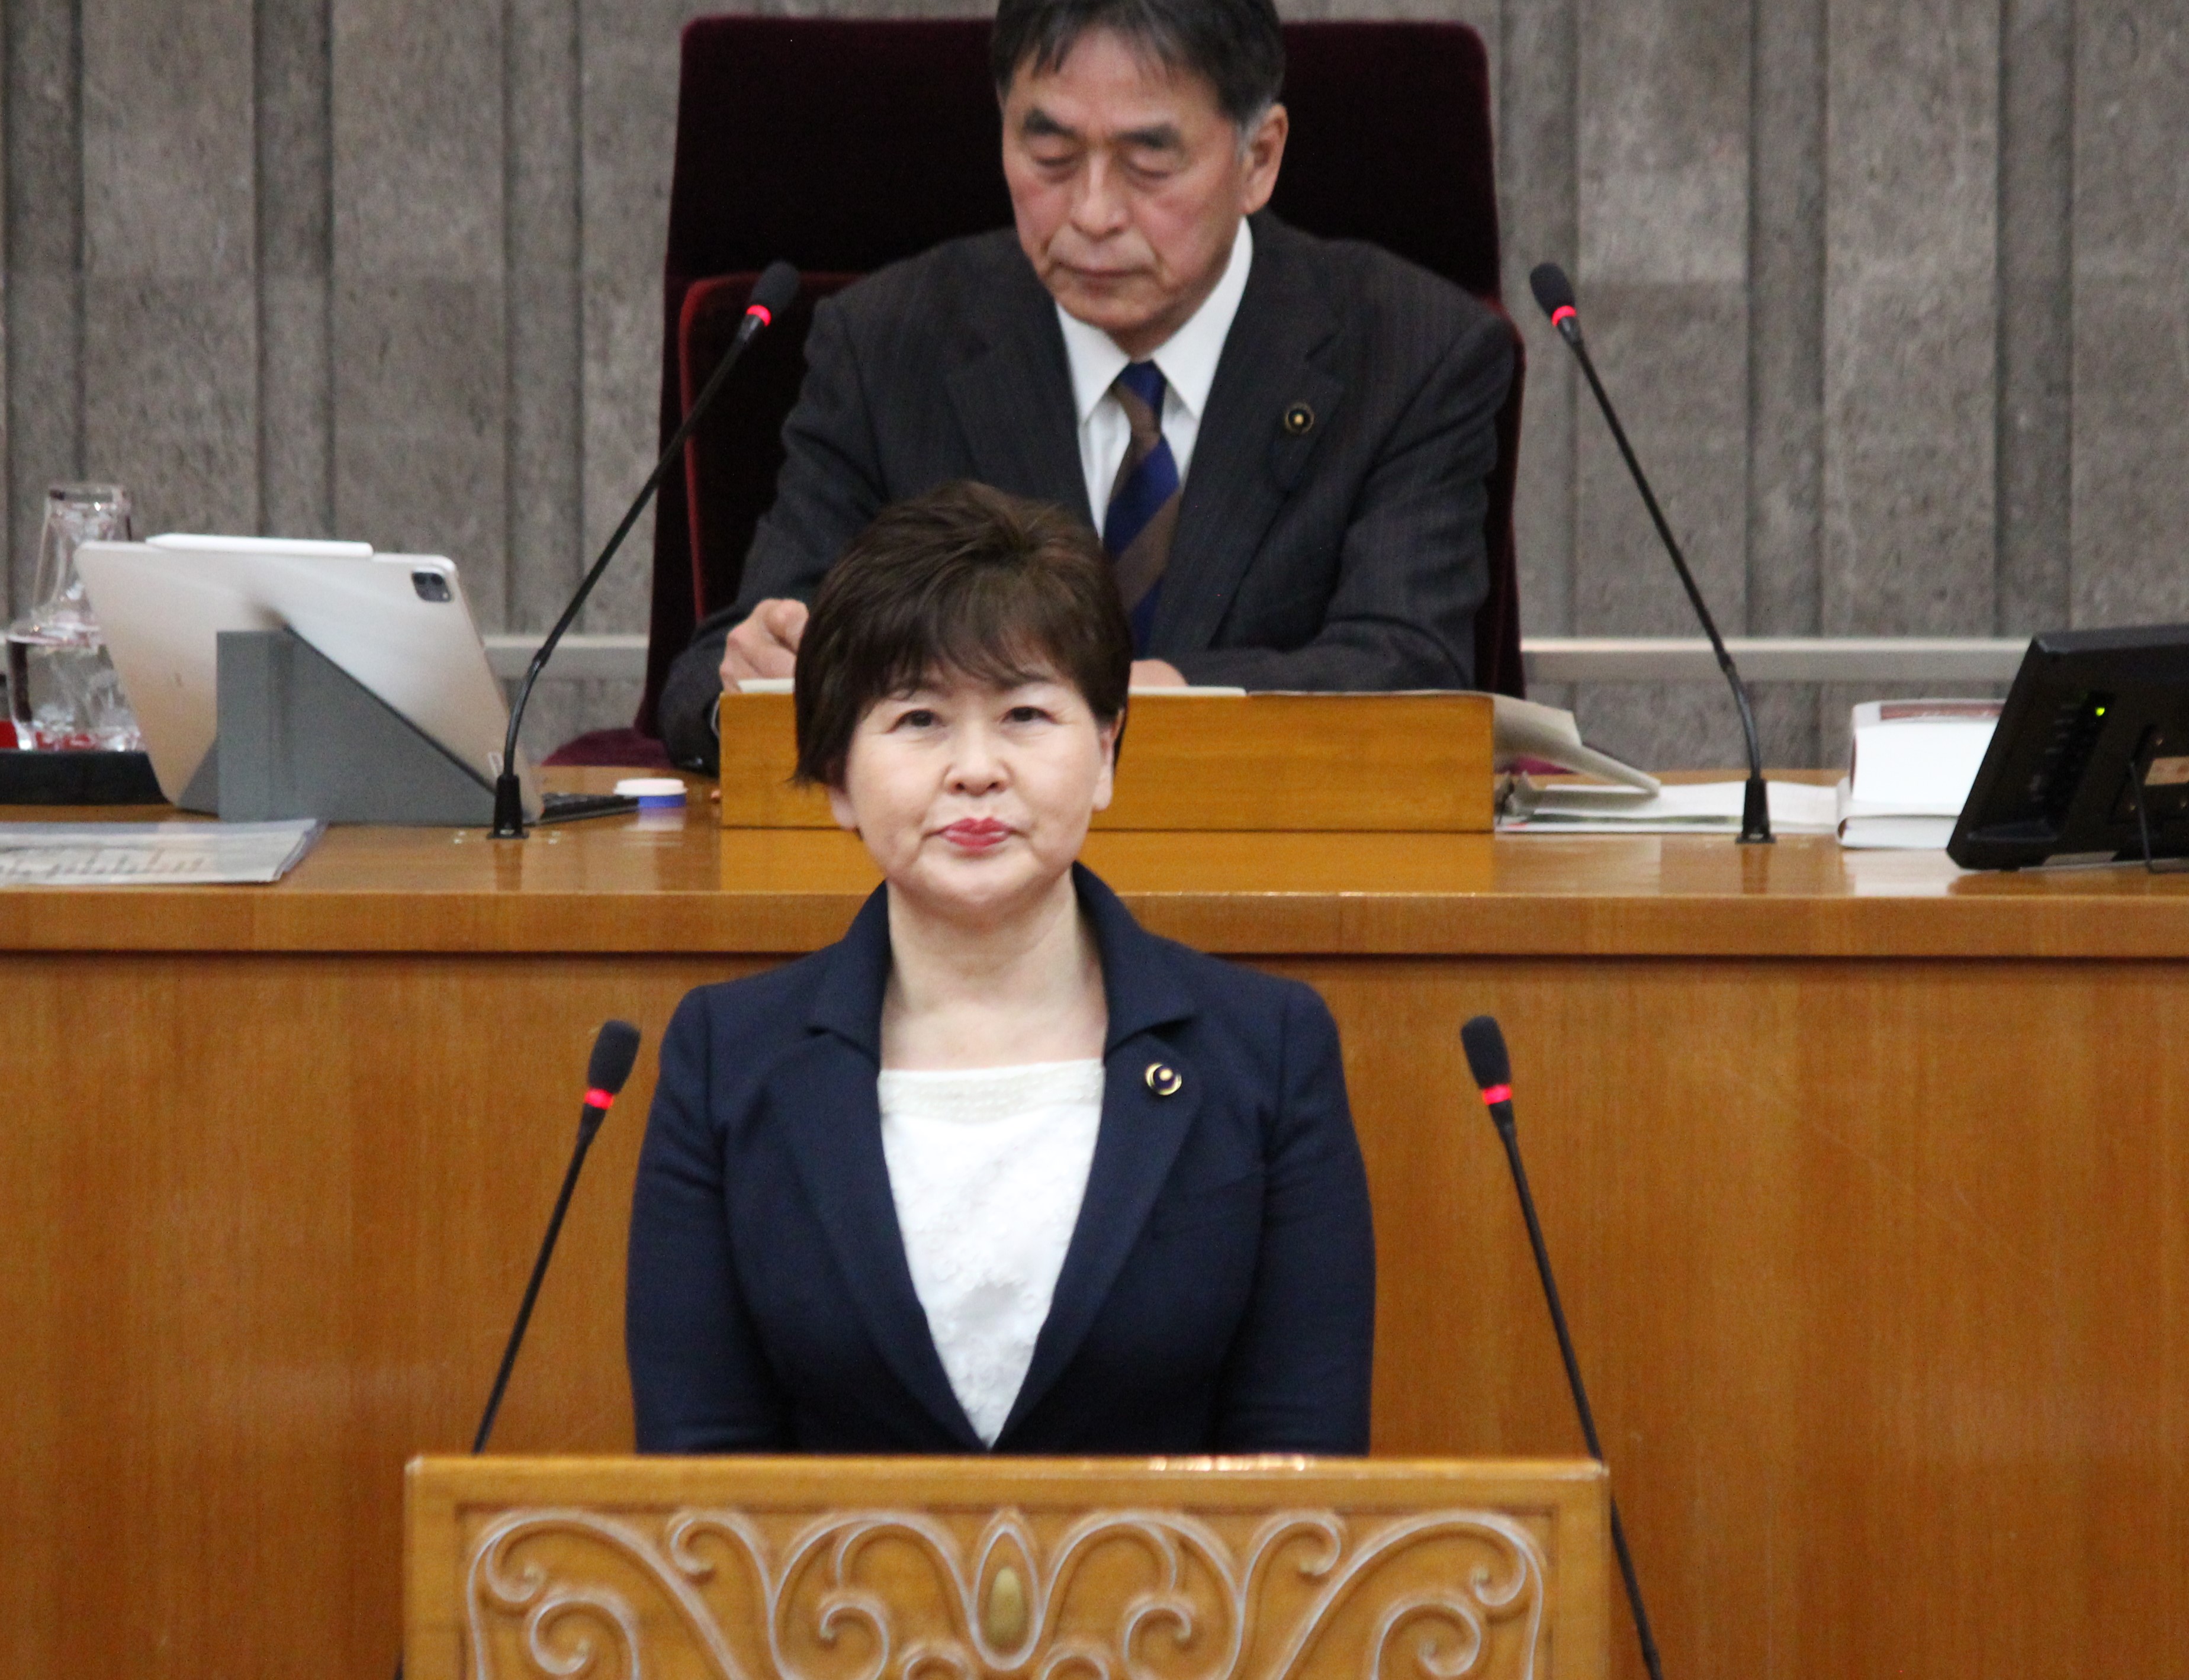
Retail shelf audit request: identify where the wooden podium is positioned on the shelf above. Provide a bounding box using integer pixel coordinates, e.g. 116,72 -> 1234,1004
715,692 -> 1496,832
406,1456 -> 1608,1680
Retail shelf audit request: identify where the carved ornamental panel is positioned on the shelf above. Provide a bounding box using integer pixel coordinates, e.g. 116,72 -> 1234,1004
406,1457 -> 1608,1680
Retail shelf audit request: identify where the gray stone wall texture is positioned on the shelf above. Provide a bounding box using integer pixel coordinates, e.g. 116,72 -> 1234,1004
0,0 -> 2165,767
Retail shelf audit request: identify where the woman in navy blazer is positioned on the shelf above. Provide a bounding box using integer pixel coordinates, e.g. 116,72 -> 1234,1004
625,484 -> 1375,1456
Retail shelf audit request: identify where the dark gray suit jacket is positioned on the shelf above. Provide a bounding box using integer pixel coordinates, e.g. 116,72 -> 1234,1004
659,213 -> 1513,767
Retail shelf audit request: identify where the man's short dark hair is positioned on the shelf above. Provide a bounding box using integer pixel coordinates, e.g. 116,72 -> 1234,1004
991,0 -> 1284,130
793,481 -> 1133,788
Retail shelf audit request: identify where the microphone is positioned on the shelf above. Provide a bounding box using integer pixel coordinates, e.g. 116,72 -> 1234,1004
391,1020 -> 642,1680
490,261 -> 801,838
470,1019 -> 644,1451
1460,1014 -> 1667,1680
1528,262 -> 1773,844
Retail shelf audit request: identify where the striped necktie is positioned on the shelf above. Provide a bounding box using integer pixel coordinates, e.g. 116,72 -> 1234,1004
1104,361 -> 1179,653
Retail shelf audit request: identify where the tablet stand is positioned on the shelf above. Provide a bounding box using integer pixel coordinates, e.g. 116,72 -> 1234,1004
208,629 -> 496,825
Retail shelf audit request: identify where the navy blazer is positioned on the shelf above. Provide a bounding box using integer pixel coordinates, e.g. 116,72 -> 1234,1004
625,867 -> 1375,1454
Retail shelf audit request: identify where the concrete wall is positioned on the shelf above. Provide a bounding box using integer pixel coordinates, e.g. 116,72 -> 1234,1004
1,0 -> 2175,766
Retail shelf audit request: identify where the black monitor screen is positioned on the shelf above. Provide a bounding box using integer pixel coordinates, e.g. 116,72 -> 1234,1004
1949,623 -> 2189,870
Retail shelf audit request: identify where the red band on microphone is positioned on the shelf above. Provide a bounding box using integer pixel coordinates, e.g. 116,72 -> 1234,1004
584,1088 -> 616,1111
745,303 -> 774,327
1550,306 -> 1577,330
1480,1083 -> 1512,1106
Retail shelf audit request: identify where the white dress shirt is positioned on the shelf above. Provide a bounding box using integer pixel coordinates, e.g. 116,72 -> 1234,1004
877,1058 -> 1105,1446
1056,218 -> 1255,536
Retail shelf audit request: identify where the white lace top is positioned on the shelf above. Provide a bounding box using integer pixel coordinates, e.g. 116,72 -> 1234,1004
877,1058 -> 1105,1446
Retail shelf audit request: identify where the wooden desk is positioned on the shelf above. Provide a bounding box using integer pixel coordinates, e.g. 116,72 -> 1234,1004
4,793 -> 2187,1679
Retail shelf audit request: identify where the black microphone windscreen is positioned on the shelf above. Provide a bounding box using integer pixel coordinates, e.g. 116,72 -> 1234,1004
1460,1015 -> 1512,1092
1528,263 -> 1577,320
749,260 -> 801,319
587,1019 -> 643,1097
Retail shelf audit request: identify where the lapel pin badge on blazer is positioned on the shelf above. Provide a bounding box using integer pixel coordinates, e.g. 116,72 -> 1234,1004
1145,1062 -> 1184,1097
1282,402 -> 1316,437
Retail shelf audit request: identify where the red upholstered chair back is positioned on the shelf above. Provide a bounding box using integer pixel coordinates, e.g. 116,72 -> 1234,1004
638,16 -> 1524,733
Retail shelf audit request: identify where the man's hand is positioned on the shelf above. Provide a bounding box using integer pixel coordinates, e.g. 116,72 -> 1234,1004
719,598 -> 809,687
1129,658 -> 1188,688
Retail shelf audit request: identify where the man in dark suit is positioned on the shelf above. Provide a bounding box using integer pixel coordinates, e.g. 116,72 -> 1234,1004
658,0 -> 1514,767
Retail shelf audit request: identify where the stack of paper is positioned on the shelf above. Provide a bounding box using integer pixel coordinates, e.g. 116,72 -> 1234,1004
0,819 -> 323,886
1835,700 -> 2000,849
1499,778 -> 1840,834
1491,696 -> 1660,791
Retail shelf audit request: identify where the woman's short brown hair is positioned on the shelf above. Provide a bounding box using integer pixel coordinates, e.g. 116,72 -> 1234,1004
792,481 -> 1133,787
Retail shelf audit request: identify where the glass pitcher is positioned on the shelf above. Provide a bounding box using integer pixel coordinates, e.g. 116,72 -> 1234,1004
5,482 -> 142,751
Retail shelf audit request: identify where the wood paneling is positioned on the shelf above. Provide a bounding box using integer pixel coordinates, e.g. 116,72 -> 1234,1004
1298,950 -> 2189,1680
4,814 -> 2189,1678
2,948 -> 738,1679
405,1456 -> 1611,1680
716,692 -> 1497,833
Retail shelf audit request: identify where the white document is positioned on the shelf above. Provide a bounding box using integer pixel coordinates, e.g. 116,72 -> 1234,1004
1847,699 -> 1999,806
1499,779 -> 1840,834
1836,698 -> 2002,849
1491,695 -> 1660,791
0,819 -> 323,886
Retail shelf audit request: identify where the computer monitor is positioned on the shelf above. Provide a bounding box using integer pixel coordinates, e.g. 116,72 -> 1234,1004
1947,624 -> 2189,870
74,538 -> 540,819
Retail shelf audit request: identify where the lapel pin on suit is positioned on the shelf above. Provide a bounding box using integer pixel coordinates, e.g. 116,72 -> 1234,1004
1282,402 -> 1316,437
1145,1062 -> 1184,1097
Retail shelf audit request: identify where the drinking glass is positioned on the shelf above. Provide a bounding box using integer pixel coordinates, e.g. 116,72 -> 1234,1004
6,482 -> 140,751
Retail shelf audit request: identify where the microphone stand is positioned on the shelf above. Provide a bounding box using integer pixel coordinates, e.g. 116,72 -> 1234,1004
491,268 -> 797,838
469,1101 -> 607,1451
1539,287 -> 1773,844
393,1127 -> 599,1680
1489,1100 -> 1668,1680
393,1022 -> 639,1680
